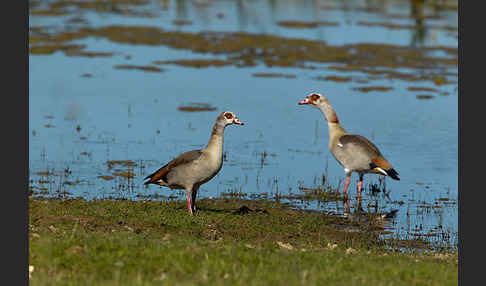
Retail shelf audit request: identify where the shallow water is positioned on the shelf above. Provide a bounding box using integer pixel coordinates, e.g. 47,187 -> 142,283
29,0 -> 458,250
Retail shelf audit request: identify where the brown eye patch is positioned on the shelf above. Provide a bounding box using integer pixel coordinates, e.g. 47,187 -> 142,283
224,113 -> 233,119
310,94 -> 320,101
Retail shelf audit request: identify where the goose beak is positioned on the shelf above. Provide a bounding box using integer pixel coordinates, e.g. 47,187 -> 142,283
233,118 -> 244,125
298,98 -> 310,105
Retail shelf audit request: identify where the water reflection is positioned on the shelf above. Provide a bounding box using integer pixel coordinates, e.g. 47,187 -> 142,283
410,0 -> 427,47
147,0 -> 457,47
175,0 -> 188,19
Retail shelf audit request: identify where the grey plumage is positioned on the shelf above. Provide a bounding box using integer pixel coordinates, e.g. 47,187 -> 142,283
143,111 -> 244,215
144,150 -> 204,188
299,92 -> 399,202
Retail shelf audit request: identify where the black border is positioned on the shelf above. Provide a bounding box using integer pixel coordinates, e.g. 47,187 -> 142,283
458,0 -> 476,285
4,0 -> 28,284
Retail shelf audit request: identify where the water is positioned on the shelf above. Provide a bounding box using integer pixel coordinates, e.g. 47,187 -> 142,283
29,0 -> 458,250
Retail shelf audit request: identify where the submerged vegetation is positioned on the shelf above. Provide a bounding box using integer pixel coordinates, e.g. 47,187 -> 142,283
154,59 -> 233,68
29,24 -> 457,87
252,73 -> 297,79
352,86 -> 394,93
114,65 -> 164,72
178,103 -> 217,112
29,0 -> 458,97
29,24 -> 456,68
277,20 -> 340,28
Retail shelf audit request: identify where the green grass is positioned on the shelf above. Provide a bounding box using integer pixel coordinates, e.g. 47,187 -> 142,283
29,198 -> 457,285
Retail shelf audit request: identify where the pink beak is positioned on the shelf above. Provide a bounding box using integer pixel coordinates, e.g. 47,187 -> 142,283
233,119 -> 244,125
298,98 -> 310,105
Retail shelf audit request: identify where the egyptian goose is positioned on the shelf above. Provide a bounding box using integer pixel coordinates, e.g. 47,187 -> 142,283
298,93 -> 399,201
144,111 -> 244,215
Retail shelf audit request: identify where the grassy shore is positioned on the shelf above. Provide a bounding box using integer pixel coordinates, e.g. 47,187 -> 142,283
29,197 -> 457,285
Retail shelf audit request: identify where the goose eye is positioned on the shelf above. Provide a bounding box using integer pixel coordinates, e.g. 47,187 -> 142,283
224,113 -> 233,119
311,94 -> 320,101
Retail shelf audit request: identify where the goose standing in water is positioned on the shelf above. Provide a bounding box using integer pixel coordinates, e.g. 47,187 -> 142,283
298,93 -> 399,203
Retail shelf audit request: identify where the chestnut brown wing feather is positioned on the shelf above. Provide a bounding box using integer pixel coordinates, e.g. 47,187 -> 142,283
144,150 -> 203,185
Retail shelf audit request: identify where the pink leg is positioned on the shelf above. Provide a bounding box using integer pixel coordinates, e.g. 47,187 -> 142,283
186,192 -> 193,215
342,175 -> 351,196
357,181 -> 363,197
357,174 -> 364,204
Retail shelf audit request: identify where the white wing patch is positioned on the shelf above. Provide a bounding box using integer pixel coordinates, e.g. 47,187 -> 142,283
374,167 -> 388,176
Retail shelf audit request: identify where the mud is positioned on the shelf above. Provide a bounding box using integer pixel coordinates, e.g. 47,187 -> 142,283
277,21 -> 339,28
114,65 -> 164,72
154,59 -> 233,68
178,103 -> 217,112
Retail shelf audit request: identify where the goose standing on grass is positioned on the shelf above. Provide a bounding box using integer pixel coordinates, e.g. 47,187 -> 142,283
144,111 -> 244,215
298,93 -> 399,202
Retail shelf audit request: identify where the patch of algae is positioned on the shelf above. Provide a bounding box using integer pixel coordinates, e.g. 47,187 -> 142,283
352,86 -> 394,93
31,0 -> 154,17
252,73 -> 297,79
277,21 -> 340,28
29,44 -> 86,55
29,25 -> 457,84
154,59 -> 233,68
114,65 -> 164,72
